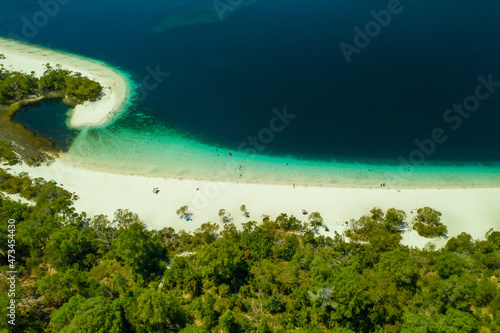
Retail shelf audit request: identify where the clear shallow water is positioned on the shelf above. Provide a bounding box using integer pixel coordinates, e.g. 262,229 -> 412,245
1,0 -> 500,185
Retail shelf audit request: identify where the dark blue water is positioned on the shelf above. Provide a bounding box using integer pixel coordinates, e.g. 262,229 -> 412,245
1,0 -> 500,163
12,99 -> 77,150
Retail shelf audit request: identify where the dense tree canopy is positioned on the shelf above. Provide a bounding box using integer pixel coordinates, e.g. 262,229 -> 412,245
0,65 -> 102,105
1,168 -> 499,332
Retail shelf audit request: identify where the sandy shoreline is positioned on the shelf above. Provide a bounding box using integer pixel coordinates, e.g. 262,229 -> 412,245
1,39 -> 499,249
7,158 -> 500,249
60,155 -> 500,190
0,37 -> 132,128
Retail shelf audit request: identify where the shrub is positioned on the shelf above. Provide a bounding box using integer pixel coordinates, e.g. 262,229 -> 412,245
413,222 -> 447,238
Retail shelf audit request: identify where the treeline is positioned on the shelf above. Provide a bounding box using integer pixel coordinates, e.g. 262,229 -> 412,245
0,168 -> 499,332
0,64 -> 102,105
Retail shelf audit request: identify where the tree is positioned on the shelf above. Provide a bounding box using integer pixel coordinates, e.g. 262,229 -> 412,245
163,256 -> 202,296
434,252 -> 467,279
64,72 -> 102,103
221,222 -> 239,240
263,294 -> 286,314
44,225 -> 98,271
179,324 -> 210,333
218,209 -> 232,223
475,277 -> 498,307
437,308 -> 479,333
113,209 -> 143,229
37,268 -> 91,307
17,210 -> 60,261
89,259 -> 136,297
384,208 -> 406,231
401,310 -> 437,332
375,250 -> 418,288
258,316 -> 273,333
113,223 -> 165,280
243,225 -> 274,259
196,238 -> 246,285
176,205 -> 191,219
416,207 -> 442,226
445,232 -> 474,254
413,207 -> 447,238
331,266 -> 370,330
91,214 -> 117,249
436,274 -> 476,311
127,289 -> 185,332
370,207 -> 384,222
194,222 -> 219,245
487,231 -> 500,248
240,204 -> 250,217
309,212 -> 324,228
50,296 -> 87,332
91,214 -> 111,231
219,309 -> 237,332
276,214 -> 303,231
58,297 -> 123,333
366,228 -> 402,252
202,292 -> 218,329
274,234 -> 299,261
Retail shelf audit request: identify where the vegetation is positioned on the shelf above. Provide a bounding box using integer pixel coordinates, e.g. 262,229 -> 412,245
308,212 -> 324,229
176,205 -> 192,220
0,64 -> 102,105
0,64 -> 103,163
0,140 -> 16,164
218,208 -> 232,223
240,204 -> 250,218
0,168 -> 499,332
413,206 -> 448,238
0,104 -> 56,164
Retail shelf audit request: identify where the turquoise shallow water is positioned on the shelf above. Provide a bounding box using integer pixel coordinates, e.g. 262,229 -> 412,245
66,107 -> 500,187
2,0 -> 500,186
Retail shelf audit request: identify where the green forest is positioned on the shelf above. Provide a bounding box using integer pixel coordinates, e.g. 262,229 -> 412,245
0,167 -> 499,332
0,63 -> 102,105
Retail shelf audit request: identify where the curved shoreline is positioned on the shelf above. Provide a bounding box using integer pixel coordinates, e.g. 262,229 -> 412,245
8,158 -> 500,250
0,37 -> 133,128
64,123 -> 500,189
61,149 -> 500,190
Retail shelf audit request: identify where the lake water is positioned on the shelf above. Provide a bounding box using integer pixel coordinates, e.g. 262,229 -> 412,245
1,0 -> 500,185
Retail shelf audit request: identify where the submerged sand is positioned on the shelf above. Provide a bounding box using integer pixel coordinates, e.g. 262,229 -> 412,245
0,37 -> 132,128
1,38 -> 499,249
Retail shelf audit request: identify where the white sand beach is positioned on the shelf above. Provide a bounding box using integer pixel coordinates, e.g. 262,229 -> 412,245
2,38 -> 499,249
0,37 -> 131,128
8,158 -> 500,249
